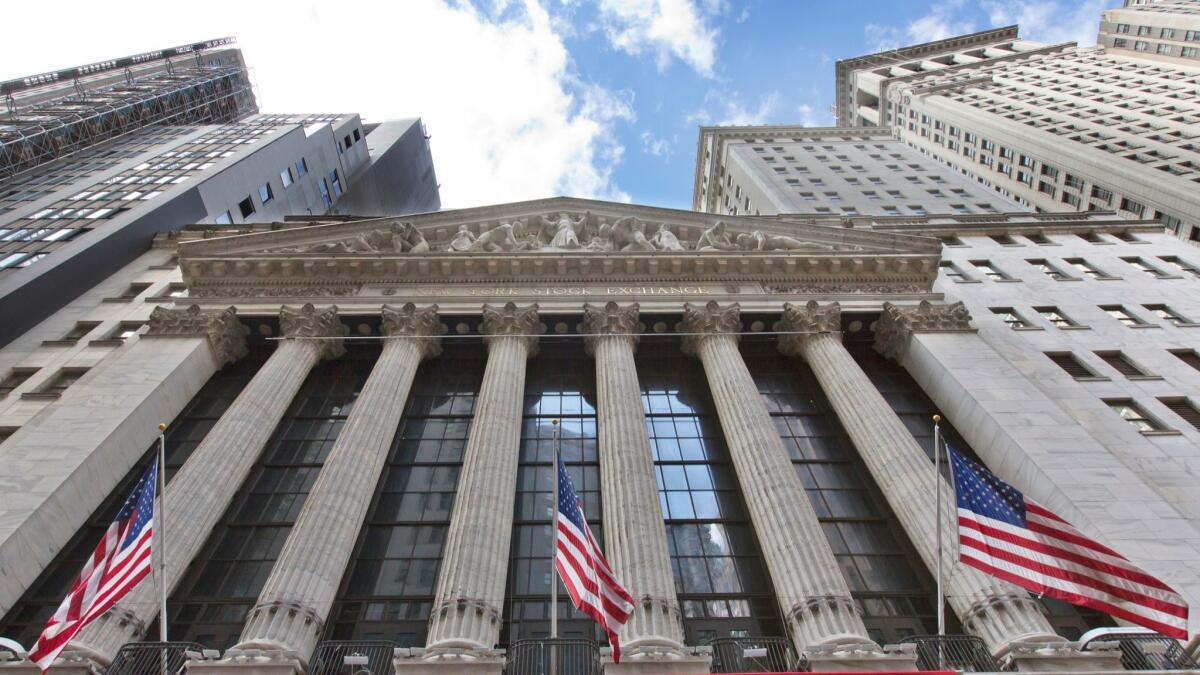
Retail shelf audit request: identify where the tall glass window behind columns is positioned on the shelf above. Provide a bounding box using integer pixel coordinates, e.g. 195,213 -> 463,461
0,346 -> 269,647
325,344 -> 484,646
636,340 -> 781,645
502,343 -> 603,644
744,342 -> 938,645
846,343 -> 1115,640
162,345 -> 377,649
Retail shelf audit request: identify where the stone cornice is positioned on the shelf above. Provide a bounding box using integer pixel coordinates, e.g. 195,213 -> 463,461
143,304 -> 249,365
381,303 -> 442,360
480,302 -> 540,356
874,300 -> 974,362
279,304 -> 348,360
677,301 -> 741,355
580,301 -> 640,356
777,301 -> 840,357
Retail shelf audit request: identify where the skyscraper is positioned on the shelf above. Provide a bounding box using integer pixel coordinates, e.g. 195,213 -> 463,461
1098,0 -> 1200,66
835,25 -> 1200,243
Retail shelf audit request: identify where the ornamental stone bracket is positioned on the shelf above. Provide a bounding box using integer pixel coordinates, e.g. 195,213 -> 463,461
873,300 -> 975,363
480,302 -> 541,355
279,304 -> 349,360
382,303 -> 443,359
676,301 -> 741,355
580,301 -> 641,355
143,304 -> 249,365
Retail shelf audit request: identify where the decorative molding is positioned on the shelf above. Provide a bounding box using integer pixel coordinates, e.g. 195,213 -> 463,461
480,302 -> 540,355
764,282 -> 927,295
189,285 -> 360,298
279,304 -> 349,360
874,300 -> 974,362
381,303 -> 442,360
143,305 -> 249,366
777,301 -> 841,357
580,302 -> 640,355
677,301 -> 741,355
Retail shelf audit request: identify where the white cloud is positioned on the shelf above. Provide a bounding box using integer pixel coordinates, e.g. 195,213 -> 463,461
0,0 -> 633,209
796,103 -> 832,128
865,0 -> 976,52
982,0 -> 1108,47
640,130 -> 670,157
685,90 -> 781,127
597,0 -> 721,77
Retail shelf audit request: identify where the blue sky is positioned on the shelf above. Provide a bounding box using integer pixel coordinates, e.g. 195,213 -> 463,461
1,0 -> 1117,210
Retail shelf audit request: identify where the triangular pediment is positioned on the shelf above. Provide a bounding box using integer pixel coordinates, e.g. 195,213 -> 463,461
177,197 -> 941,298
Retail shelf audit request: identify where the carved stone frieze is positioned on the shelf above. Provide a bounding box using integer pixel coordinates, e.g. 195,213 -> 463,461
677,301 -> 741,355
188,285 -> 361,298
480,302 -> 540,355
143,304 -> 249,365
764,282 -> 928,295
777,301 -> 840,357
874,300 -> 975,362
580,301 -> 640,355
279,304 -> 349,360
381,303 -> 443,359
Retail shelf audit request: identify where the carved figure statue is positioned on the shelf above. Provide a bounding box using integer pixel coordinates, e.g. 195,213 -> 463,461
539,212 -> 586,250
469,222 -> 521,252
604,216 -> 656,252
392,222 -> 430,253
649,223 -> 684,251
696,221 -> 737,252
735,230 -> 816,251
447,224 -> 476,252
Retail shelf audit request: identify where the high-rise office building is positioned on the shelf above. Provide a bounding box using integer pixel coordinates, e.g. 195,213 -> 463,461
0,43 -> 441,348
835,25 -> 1200,243
1098,0 -> 1200,65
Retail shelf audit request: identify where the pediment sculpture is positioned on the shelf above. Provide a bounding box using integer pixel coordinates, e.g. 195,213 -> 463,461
270,213 -> 839,256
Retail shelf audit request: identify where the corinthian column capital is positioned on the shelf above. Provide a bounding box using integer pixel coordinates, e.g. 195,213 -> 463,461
280,303 -> 348,360
777,301 -> 841,357
581,301 -> 640,356
480,302 -> 540,356
382,303 -> 443,359
677,300 -> 740,355
874,300 -> 974,362
144,304 -> 249,365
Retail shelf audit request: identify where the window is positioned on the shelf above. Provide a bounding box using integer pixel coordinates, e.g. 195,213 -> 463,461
1077,231 -> 1105,244
1159,256 -> 1200,278
1170,349 -> 1200,372
938,236 -> 965,247
971,261 -> 1009,280
1134,41 -> 1150,52
40,368 -> 89,396
116,282 -> 151,300
1158,398 -> 1200,431
157,283 -> 189,299
279,167 -> 294,189
1143,304 -> 1193,325
1105,399 -> 1168,432
990,307 -> 1029,328
0,368 -> 37,396
318,178 -> 332,209
1160,28 -> 1175,39
1116,23 -> 1130,34
1115,38 -> 1128,47
1101,305 -> 1147,327
1027,259 -> 1073,281
258,182 -> 274,205
1026,233 -> 1052,245
1112,231 -> 1140,243
1157,44 -> 1172,55
1090,187 -> 1113,205
214,211 -> 232,225
990,234 -> 1018,246
1122,257 -> 1168,278
940,261 -> 969,282
1095,351 -> 1153,378
1183,47 -> 1199,58
237,196 -> 255,219
1137,25 -> 1152,36
61,322 -> 101,342
1035,307 -> 1079,328
295,158 -> 308,177
343,134 -> 353,150
1065,258 -> 1113,279
1045,352 -> 1100,380
353,128 -> 361,142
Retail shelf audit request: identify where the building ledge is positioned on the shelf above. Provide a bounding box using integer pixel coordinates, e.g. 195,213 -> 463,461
20,392 -> 60,401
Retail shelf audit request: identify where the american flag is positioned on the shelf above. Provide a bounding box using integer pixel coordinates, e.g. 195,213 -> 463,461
28,458 -> 159,671
949,447 -> 1188,639
555,458 -> 635,662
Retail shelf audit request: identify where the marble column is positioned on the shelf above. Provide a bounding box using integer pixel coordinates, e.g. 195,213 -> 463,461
235,304 -> 442,662
861,301 -> 1062,654
677,301 -> 875,653
581,302 -> 691,662
425,303 -> 539,654
72,304 -> 347,662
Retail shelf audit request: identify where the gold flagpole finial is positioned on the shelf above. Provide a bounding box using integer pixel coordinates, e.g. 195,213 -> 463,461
932,414 -> 942,424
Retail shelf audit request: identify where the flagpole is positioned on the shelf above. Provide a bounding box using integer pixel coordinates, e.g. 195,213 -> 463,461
550,419 -> 560,675
933,414 -> 945,642
157,423 -> 168,675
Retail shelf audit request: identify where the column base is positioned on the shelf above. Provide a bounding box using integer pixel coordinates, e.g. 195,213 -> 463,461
601,645 -> 712,674
1005,640 -> 1124,672
806,643 -> 918,672
0,650 -> 102,675
185,649 -> 303,675
393,647 -> 505,675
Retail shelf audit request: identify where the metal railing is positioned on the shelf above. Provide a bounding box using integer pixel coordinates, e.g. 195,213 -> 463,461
1084,633 -> 1199,671
104,641 -> 204,675
898,635 -> 1003,672
710,636 -> 802,673
505,638 -> 601,675
309,640 -> 401,675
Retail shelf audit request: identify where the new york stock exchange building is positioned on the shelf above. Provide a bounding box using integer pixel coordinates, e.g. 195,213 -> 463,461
3,196 -> 1200,675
